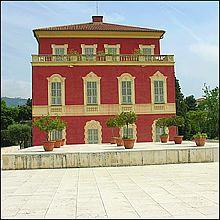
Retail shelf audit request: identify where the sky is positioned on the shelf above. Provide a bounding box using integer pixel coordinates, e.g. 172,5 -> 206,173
1,1 -> 219,99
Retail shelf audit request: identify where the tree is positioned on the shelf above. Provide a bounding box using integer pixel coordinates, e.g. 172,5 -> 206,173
118,111 -> 137,139
8,124 -> 32,149
26,98 -> 32,107
187,110 -> 208,135
185,95 -> 197,111
106,117 -> 117,137
33,115 -> 57,141
198,85 -> 219,139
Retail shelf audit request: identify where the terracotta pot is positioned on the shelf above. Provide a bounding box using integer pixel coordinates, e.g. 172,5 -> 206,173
61,139 -> 65,146
116,138 -> 123,146
54,140 -> 62,148
160,135 -> 168,143
123,139 -> 135,149
43,141 -> 55,151
194,138 -> 206,146
174,136 -> 183,144
110,137 -> 117,144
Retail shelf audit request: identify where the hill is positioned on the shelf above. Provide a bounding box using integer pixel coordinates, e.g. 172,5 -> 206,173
1,97 -> 27,107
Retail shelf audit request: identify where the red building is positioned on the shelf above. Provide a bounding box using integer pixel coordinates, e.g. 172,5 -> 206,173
32,16 -> 176,146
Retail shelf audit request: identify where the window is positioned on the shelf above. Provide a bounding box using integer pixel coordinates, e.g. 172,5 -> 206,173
82,72 -> 101,106
104,44 -> 120,61
122,81 -> 132,104
50,130 -> 62,141
84,120 -> 102,144
87,81 -> 97,105
81,44 -> 97,61
142,47 -> 152,55
47,74 -> 66,107
155,126 -> 163,142
117,73 -> 135,105
149,71 -> 167,104
51,44 -> 68,61
154,81 -> 164,103
51,82 -> 62,105
85,47 -> 94,61
123,127 -> 134,138
88,128 -> 98,144
139,44 -> 155,57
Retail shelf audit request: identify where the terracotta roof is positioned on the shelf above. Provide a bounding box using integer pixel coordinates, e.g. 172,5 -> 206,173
34,21 -> 164,33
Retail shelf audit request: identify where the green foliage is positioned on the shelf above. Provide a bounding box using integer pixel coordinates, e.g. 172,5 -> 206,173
169,116 -> 185,127
1,129 -> 16,147
185,95 -> 197,111
187,110 -> 208,134
54,116 -> 67,131
106,116 -> 118,137
106,117 -> 117,128
118,111 -> 137,139
198,85 -> 219,139
156,117 -> 170,135
33,115 -> 57,141
7,124 -> 31,148
193,132 -> 208,139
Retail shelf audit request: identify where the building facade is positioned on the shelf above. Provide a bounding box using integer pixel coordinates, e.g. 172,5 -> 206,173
32,16 -> 176,146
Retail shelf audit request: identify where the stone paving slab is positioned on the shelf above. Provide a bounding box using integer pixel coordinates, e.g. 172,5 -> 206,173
1,162 -> 219,219
1,141 -> 219,170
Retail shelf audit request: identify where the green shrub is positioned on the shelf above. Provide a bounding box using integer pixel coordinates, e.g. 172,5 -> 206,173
193,132 -> 208,139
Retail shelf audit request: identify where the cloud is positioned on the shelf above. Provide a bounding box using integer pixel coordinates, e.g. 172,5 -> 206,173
1,79 -> 31,98
189,43 -> 219,63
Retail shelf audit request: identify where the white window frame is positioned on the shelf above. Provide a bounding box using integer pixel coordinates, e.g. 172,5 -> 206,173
104,44 -> 120,61
84,120 -> 102,144
139,44 -> 155,55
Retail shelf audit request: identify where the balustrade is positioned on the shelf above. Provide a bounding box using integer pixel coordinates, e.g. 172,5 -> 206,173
32,54 -> 174,63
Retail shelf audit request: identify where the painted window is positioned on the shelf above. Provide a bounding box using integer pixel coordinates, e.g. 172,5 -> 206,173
107,48 -> 117,55
122,81 -> 132,104
54,48 -> 65,55
154,80 -> 164,103
123,127 -> 134,138
87,81 -> 97,105
81,44 -> 97,61
88,128 -> 98,144
51,82 -> 62,105
139,45 -> 155,55
50,130 -> 62,141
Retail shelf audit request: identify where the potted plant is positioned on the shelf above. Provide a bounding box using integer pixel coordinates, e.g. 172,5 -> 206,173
68,49 -> 79,61
114,115 -> 124,146
169,116 -> 185,144
106,116 -> 117,144
193,132 -> 207,146
119,111 -> 137,149
33,115 -> 57,151
155,117 -> 170,143
53,116 -> 67,148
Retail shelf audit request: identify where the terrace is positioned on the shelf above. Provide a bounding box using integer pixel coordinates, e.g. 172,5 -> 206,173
31,54 -> 174,65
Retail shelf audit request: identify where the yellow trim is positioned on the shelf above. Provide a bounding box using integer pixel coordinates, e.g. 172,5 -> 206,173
32,103 -> 176,116
34,30 -> 164,40
51,44 -> 68,55
117,73 -> 136,105
104,44 -> 120,61
82,72 -> 101,108
32,61 -> 174,66
139,44 -> 155,55
47,74 -> 66,110
149,71 -> 167,104
84,120 -> 102,144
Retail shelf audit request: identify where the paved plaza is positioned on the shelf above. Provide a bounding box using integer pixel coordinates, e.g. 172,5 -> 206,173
1,162 -> 219,219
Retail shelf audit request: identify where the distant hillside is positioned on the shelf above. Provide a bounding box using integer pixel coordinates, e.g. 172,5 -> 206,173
1,97 -> 27,107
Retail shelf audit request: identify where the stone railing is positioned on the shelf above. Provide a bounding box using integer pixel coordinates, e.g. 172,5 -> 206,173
32,54 -> 174,63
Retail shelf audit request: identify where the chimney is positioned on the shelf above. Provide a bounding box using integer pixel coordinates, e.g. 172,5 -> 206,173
92,16 -> 103,23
